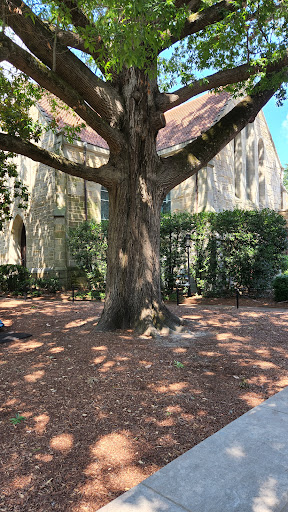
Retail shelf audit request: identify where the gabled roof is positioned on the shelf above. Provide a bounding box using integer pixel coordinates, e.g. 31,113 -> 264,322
38,91 -> 231,152
157,91 -> 230,151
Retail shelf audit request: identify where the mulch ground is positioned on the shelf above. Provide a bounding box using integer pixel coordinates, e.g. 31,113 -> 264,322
1,296 -> 288,512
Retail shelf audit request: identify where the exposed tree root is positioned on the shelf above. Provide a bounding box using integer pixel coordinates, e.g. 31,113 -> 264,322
95,301 -> 187,337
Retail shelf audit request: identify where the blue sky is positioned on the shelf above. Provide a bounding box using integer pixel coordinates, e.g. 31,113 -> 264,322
263,98 -> 288,167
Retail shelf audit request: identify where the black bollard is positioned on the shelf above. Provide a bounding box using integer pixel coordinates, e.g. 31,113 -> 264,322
236,289 -> 239,309
72,286 -> 75,302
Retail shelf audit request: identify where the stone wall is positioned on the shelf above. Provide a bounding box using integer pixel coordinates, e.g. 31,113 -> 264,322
162,111 -> 283,214
0,104 -> 284,288
0,107 -> 56,275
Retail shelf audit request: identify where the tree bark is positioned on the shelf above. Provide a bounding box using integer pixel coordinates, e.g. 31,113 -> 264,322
97,178 -> 182,334
96,69 -> 182,335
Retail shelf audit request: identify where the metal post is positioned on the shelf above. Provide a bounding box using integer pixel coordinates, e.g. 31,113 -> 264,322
176,286 -> 179,306
185,233 -> 192,298
236,289 -> 239,309
187,246 -> 191,297
83,142 -> 88,222
72,286 -> 75,302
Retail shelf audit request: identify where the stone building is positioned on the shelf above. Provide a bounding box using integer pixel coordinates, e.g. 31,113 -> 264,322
0,91 -> 286,284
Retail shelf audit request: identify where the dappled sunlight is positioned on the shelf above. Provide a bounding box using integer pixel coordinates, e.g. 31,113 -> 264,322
249,375 -> 273,387
157,433 -> 179,447
151,382 -> 188,393
217,340 -> 251,354
118,248 -> 128,269
252,477 -> 280,512
113,465 -> 147,489
226,443 -> 246,459
24,369 -> 45,383
274,376 -> 288,388
91,433 -> 134,465
33,413 -> 50,434
98,360 -> 116,372
78,477 -> 107,498
216,333 -> 250,343
255,348 -> 272,357
199,350 -> 222,357
3,397 -> 20,407
9,340 -> 43,353
49,346 -> 65,353
166,405 -> 182,414
252,360 -> 278,369
1,298 -> 288,512
156,417 -> 174,427
41,332 -> 52,337
172,347 -> 187,354
64,316 -> 98,329
139,359 -> 153,366
92,355 -> 106,365
34,452 -> 53,462
50,433 -> 74,453
10,474 -> 33,490
240,392 -> 264,407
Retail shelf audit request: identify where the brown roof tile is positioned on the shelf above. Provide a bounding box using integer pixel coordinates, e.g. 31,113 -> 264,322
39,91 -> 231,152
157,91 -> 230,151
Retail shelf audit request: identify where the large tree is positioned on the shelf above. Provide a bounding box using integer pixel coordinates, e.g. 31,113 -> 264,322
0,0 -> 287,334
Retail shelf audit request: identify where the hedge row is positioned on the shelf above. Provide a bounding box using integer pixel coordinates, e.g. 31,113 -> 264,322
160,209 -> 288,297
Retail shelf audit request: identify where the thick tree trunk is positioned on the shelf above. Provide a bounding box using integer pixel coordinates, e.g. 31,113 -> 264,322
96,69 -> 183,335
96,178 -> 182,334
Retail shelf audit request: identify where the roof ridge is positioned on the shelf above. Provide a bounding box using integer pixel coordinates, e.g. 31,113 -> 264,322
37,91 -> 233,152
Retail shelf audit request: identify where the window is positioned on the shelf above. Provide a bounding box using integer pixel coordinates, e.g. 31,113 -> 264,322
258,139 -> 265,206
234,133 -> 242,199
161,192 -> 171,214
101,186 -> 109,220
101,187 -> 171,218
246,124 -> 256,202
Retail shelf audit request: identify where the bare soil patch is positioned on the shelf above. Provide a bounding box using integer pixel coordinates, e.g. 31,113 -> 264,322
1,297 -> 288,512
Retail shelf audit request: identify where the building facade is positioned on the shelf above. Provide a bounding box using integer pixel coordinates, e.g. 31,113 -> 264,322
0,93 -> 286,284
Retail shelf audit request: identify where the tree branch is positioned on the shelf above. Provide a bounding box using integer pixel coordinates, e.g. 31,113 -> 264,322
174,0 -> 202,10
0,33 -> 124,153
0,132 -> 121,188
56,29 -> 102,60
59,0 -> 94,31
163,0 -> 239,50
1,0 -> 123,125
158,53 -> 288,112
48,0 -> 108,73
159,84 -> 278,193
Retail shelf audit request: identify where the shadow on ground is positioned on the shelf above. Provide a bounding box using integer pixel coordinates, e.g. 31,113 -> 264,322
0,298 -> 287,512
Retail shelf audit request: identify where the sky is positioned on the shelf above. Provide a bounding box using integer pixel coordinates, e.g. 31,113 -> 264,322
263,97 -> 288,167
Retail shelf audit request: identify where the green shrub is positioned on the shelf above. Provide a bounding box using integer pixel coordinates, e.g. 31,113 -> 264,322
273,274 -> 288,302
0,264 -> 30,293
31,276 -> 60,294
67,221 -> 107,291
160,209 -> 288,298
280,254 -> 288,273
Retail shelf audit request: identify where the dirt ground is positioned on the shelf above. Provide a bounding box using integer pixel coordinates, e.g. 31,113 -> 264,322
1,296 -> 288,512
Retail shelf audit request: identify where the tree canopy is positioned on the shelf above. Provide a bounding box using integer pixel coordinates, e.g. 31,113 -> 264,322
0,0 -> 288,333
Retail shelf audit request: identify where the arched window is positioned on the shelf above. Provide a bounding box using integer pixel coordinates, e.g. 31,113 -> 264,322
20,224 -> 26,267
246,124 -> 256,202
234,133 -> 242,199
10,215 -> 26,266
258,139 -> 265,206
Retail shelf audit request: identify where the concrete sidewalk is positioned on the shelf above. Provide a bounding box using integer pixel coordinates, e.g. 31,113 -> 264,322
99,387 -> 288,512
